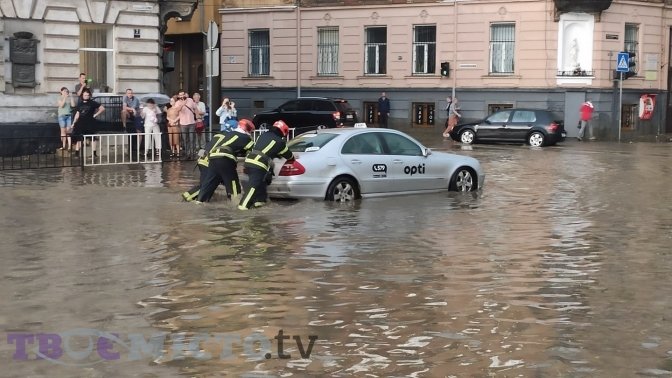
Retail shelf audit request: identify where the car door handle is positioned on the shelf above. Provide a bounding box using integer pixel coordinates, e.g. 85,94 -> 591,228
393,159 -> 403,164
350,159 -> 362,165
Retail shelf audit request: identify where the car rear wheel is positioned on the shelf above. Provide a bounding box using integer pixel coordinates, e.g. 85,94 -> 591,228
460,129 -> 475,144
528,132 -> 545,147
326,176 -> 359,202
258,122 -> 269,131
449,167 -> 477,192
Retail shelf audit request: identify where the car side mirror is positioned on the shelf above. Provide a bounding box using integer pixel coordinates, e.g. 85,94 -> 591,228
484,119 -> 491,124
423,147 -> 432,157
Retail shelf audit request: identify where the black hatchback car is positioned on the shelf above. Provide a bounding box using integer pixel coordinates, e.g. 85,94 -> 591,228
449,108 -> 566,147
253,97 -> 358,133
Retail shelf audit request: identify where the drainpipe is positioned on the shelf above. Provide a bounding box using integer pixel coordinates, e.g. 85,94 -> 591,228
452,0 -> 458,99
296,0 -> 302,98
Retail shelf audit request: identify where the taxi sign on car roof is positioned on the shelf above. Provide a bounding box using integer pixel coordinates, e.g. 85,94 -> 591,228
354,123 -> 367,128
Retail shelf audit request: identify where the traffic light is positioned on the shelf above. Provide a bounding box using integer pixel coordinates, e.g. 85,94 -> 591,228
624,52 -> 636,80
440,62 -> 450,77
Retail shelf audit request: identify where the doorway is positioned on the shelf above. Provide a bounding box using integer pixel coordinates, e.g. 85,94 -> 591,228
564,92 -> 585,138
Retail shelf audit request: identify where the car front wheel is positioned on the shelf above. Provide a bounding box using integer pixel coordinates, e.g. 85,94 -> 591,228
528,132 -> 545,147
460,129 -> 475,144
326,177 -> 359,202
449,167 -> 477,192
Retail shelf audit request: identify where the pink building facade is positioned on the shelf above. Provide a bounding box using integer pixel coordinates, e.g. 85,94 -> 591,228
219,0 -> 672,139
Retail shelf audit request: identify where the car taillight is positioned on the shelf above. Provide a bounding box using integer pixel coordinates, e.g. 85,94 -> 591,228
332,111 -> 340,120
547,122 -> 559,132
279,160 -> 306,176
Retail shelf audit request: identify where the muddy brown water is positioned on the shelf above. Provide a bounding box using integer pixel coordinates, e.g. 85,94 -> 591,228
1,136 -> 671,377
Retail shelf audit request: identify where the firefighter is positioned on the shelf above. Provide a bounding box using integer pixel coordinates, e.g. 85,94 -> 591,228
238,120 -> 294,210
182,119 -> 255,202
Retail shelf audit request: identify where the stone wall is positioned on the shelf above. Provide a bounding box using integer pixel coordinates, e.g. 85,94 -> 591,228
0,0 -> 161,124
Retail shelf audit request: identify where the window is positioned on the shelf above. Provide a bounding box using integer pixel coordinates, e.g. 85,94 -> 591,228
279,100 -> 300,112
318,27 -> 339,76
365,27 -> 387,75
288,133 -> 338,152
312,100 -> 336,111
342,134 -> 384,155
488,103 -> 513,114
412,25 -> 436,74
249,30 -> 270,76
624,23 -> 639,73
486,110 -> 512,123
490,23 -> 515,74
80,25 -> 114,92
380,133 -> 422,156
511,111 -> 536,123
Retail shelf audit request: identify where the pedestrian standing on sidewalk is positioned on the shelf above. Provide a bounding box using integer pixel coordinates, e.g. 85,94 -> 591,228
193,92 -> 206,150
71,88 -> 105,158
57,87 -> 76,150
142,99 -> 162,159
578,100 -> 595,141
377,92 -> 390,128
174,90 -> 197,157
443,96 -> 462,137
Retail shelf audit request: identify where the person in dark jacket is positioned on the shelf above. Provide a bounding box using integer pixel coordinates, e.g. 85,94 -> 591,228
377,92 -> 390,128
238,120 -> 294,210
182,119 -> 255,202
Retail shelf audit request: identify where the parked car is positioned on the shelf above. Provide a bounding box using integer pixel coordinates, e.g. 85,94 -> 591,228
449,109 -> 566,147
267,128 -> 484,202
253,97 -> 358,133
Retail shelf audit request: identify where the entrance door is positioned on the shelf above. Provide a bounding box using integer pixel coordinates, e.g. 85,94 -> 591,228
564,92 -> 585,138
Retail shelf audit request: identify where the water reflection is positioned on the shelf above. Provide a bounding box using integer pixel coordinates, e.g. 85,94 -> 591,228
1,140 -> 672,376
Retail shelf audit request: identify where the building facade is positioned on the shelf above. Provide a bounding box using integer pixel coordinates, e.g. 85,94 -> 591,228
219,0 -> 672,140
0,0 -> 197,126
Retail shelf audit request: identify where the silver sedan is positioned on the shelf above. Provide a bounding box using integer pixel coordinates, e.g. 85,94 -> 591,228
268,128 -> 484,201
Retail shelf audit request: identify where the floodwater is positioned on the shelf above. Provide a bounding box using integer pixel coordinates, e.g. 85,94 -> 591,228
1,134 -> 672,377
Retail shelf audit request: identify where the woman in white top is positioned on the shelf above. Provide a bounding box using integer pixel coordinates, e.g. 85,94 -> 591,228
193,92 -> 206,148
216,98 -> 232,131
142,99 -> 162,158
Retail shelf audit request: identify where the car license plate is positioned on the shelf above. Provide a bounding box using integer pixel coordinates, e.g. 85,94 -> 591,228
561,132 -> 567,137
346,114 -> 353,119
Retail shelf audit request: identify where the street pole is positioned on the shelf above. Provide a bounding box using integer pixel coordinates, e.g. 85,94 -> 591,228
296,0 -> 301,98
618,72 -> 622,143
208,49 -> 213,136
452,0 -> 458,99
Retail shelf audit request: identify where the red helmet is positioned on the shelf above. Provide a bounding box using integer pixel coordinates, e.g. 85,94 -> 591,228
273,120 -> 289,137
238,118 -> 255,134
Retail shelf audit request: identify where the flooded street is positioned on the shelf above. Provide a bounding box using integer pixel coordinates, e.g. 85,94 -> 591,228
1,135 -> 672,377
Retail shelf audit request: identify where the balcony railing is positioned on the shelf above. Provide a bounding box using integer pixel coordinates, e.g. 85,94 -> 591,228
557,69 -> 594,77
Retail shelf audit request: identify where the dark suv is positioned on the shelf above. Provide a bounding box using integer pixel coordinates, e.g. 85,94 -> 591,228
253,97 -> 358,132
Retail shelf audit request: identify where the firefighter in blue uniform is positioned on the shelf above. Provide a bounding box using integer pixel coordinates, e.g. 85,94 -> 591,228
238,120 -> 294,210
182,119 -> 255,202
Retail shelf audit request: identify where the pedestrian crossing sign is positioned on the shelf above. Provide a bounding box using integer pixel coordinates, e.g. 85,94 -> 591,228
617,52 -> 629,72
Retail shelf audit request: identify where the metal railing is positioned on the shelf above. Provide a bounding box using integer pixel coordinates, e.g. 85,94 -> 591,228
0,135 -> 81,170
0,128 -> 297,171
82,132 -> 162,167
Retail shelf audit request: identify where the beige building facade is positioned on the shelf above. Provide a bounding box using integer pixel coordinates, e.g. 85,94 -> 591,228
219,0 -> 672,139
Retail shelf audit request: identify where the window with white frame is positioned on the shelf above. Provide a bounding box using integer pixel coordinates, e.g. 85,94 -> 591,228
79,25 -> 114,92
489,23 -> 515,74
249,29 -> 270,76
412,25 -> 436,74
318,27 -> 339,76
624,23 -> 639,73
365,26 -> 387,75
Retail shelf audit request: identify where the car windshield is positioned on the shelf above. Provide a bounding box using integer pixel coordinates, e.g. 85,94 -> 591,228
287,133 -> 338,152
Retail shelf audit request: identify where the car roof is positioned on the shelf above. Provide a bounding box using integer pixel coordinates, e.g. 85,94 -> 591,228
292,97 -> 349,101
299,128 -> 406,136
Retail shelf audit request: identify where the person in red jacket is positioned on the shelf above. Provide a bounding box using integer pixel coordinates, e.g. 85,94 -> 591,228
578,101 -> 595,141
